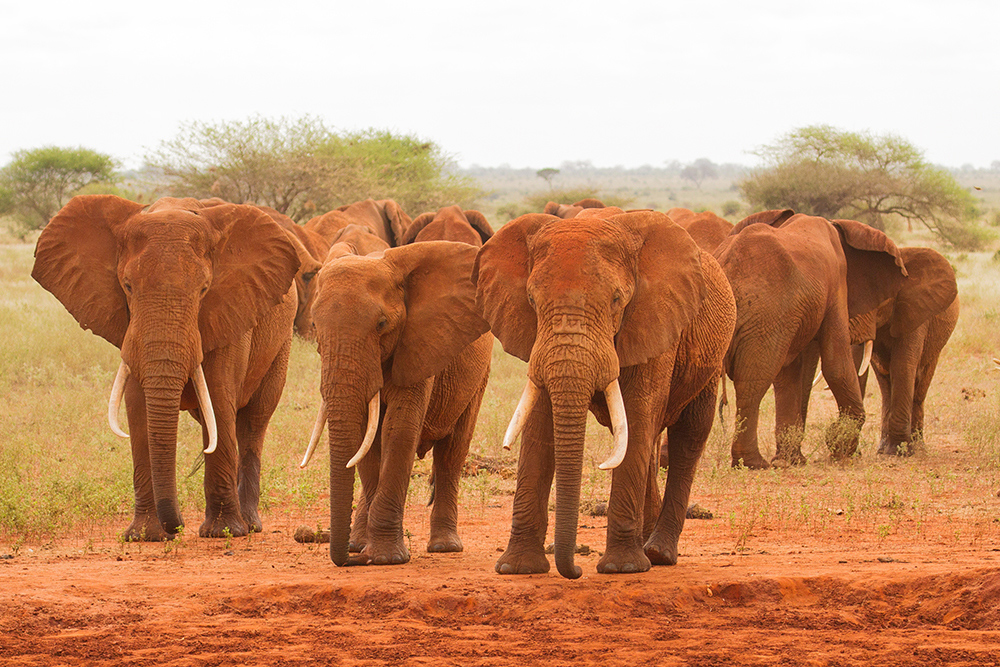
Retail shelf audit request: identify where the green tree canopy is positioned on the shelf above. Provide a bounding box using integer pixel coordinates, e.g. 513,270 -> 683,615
739,125 -> 983,248
144,116 -> 480,221
0,146 -> 118,234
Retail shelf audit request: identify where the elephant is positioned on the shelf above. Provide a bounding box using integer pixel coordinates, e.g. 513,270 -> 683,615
542,198 -> 607,219
855,245 -> 959,455
403,205 -> 493,246
474,208 -> 736,579
275,198 -> 412,337
301,209 -> 493,566
32,195 -> 301,541
714,210 -> 908,469
666,208 -> 734,254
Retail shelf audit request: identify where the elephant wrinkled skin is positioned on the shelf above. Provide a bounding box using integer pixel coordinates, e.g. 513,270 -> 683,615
32,195 -> 301,541
474,208 -> 735,579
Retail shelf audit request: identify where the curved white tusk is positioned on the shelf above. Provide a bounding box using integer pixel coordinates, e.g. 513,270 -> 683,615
812,366 -> 824,388
993,357 -> 1000,370
193,365 -> 218,454
503,380 -> 541,450
598,379 -> 629,470
108,361 -> 131,438
858,340 -> 873,376
300,398 -> 328,469
346,392 -> 381,468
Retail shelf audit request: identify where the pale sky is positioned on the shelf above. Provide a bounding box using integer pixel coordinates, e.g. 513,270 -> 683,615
3,0 -> 998,170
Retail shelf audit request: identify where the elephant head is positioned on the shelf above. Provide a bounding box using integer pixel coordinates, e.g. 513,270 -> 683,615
306,241 -> 489,565
542,198 -> 608,219
32,195 -> 300,534
403,206 -> 494,247
474,209 -> 705,578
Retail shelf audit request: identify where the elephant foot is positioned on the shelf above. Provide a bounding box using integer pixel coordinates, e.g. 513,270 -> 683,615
878,437 -> 915,457
241,508 -> 263,535
772,449 -> 806,468
199,513 -> 249,539
123,513 -> 174,542
643,533 -> 679,566
597,544 -> 651,574
365,539 -> 410,565
427,530 -> 463,553
731,453 -> 770,470
348,538 -> 367,553
495,547 -> 550,575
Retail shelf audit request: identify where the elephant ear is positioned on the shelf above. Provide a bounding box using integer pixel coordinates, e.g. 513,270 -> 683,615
400,211 -> 436,245
385,241 -> 490,386
831,219 -> 908,319
472,214 -> 554,362
198,204 -> 301,353
375,199 -> 412,246
611,211 -> 706,367
889,246 -> 957,337
31,195 -> 145,348
730,209 -> 795,235
543,201 -> 561,215
463,210 -> 494,244
572,198 -> 606,209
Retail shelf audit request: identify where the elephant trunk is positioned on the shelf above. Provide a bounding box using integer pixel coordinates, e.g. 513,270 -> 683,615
123,310 -> 203,537
142,370 -> 187,534
548,374 -> 592,580
320,342 -> 381,566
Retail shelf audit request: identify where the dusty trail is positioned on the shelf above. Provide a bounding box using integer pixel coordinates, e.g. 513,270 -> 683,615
2,499 -> 999,666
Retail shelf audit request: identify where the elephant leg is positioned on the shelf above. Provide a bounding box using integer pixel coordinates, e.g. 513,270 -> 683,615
878,326 -> 925,456
873,360 -> 893,446
234,338 -> 293,533
123,377 -> 173,542
427,384 -> 485,553
817,320 -> 865,460
644,377 -> 715,566
351,425 -> 382,553
599,411 -> 654,575
363,382 -> 432,565
497,394 -> 554,575
643,446 -> 661,542
772,348 -> 816,467
730,378 -> 771,469
200,408 -> 246,538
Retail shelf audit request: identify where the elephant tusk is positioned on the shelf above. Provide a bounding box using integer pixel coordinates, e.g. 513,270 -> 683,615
812,366 -> 824,388
993,357 -> 1000,370
858,340 -> 873,376
193,365 -> 218,454
346,392 -> 380,468
598,379 -> 629,470
300,397 -> 328,468
108,361 -> 130,438
503,380 -> 541,450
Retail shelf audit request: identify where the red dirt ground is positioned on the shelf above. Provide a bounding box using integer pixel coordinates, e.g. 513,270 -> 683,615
2,496 -> 999,666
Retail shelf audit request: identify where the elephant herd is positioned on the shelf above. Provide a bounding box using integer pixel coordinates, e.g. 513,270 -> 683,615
31,194 -> 958,579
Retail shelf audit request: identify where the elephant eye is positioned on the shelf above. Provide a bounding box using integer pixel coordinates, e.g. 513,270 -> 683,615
122,282 -> 133,295
376,316 -> 388,332
526,293 -> 536,308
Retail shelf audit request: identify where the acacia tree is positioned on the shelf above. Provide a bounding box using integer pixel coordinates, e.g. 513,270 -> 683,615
145,116 -> 479,221
680,158 -> 718,189
740,126 -> 983,248
0,146 -> 118,234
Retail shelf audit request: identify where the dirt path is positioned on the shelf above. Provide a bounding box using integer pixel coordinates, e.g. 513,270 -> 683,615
2,500 -> 999,666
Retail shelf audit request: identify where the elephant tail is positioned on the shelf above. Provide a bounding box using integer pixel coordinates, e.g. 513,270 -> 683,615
718,377 -> 729,434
